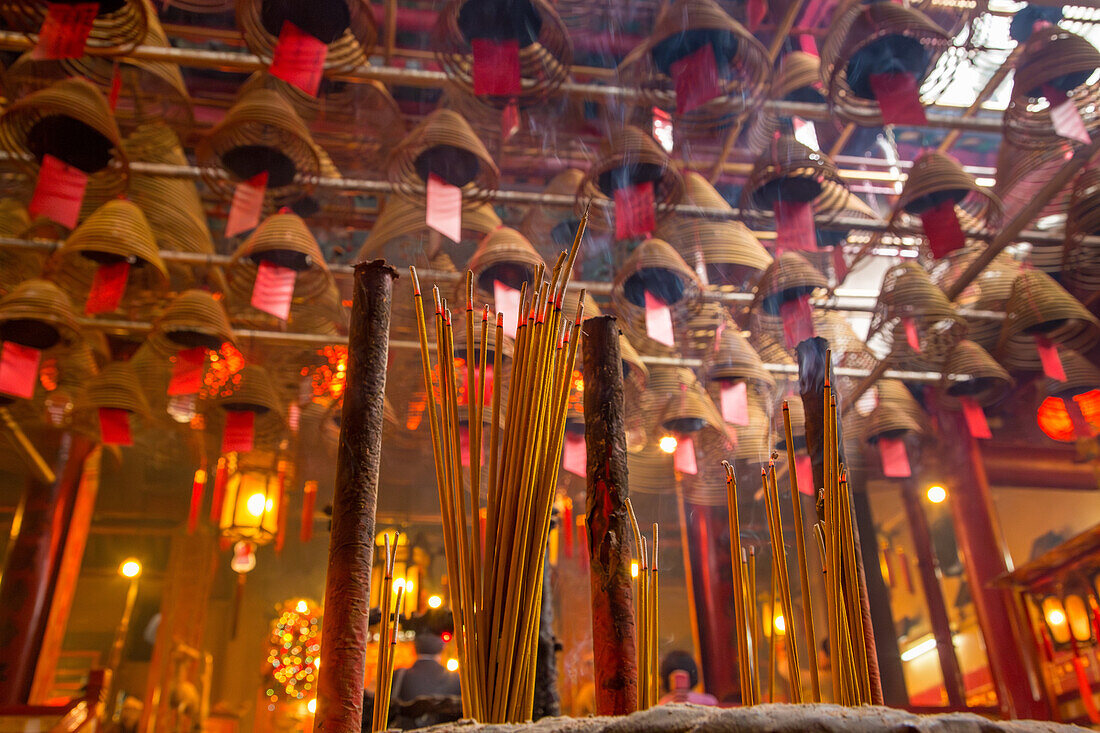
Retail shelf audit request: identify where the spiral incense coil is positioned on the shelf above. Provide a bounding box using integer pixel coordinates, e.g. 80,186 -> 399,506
936,340 -> 1011,409
386,108 -> 500,208
272,144 -> 354,221
468,226 -> 545,297
80,361 -> 152,418
2,8 -> 192,135
0,77 -> 128,206
1003,27 -> 1100,149
0,200 -> 45,295
1063,168 -> 1100,297
519,168 -> 588,261
357,198 -> 502,263
680,170 -> 732,212
577,125 -> 685,221
2,0 -> 148,56
889,150 -> 1002,248
151,290 -> 237,354
931,244 -> 1021,351
729,394 -> 773,462
681,427 -> 746,505
1043,349 -> 1100,400
197,88 -> 321,201
997,270 -> 1100,371
820,0 -> 951,126
0,278 -> 81,352
911,0 -> 987,38
617,0 -> 771,134
863,378 -> 927,442
209,364 -> 287,448
751,251 -> 828,316
433,0 -> 572,109
127,341 -> 180,426
611,237 -> 703,356
869,261 -> 966,369
739,134 -> 849,226
677,302 -> 731,360
655,216 -> 772,292
641,365 -> 727,441
237,0 -> 377,75
704,319 -> 776,395
746,51 -> 824,155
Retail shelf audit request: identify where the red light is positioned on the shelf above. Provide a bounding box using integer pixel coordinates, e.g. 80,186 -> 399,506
1038,390 -> 1100,442
441,631 -> 452,642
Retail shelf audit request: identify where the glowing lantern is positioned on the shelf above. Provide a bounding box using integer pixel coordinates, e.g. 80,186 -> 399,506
219,465 -> 280,546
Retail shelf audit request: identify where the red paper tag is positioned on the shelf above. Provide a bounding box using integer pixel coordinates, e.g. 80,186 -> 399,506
795,454 -> 814,495
0,342 -> 41,400
1051,99 -> 1091,145
251,260 -> 296,321
33,2 -> 97,60
644,290 -> 675,347
799,35 -> 819,57
903,317 -> 921,353
1069,395 -> 1096,438
674,435 -> 698,475
613,180 -> 655,240
225,172 -> 267,238
460,424 -> 482,467
29,154 -> 88,229
1036,336 -> 1066,381
878,436 -> 911,478
562,431 -> 586,477
720,380 -> 749,426
869,72 -> 928,126
747,0 -> 767,32
774,200 -> 816,252
168,347 -> 206,396
108,62 -> 122,111
222,411 -> 255,453
98,407 -> 132,446
426,173 -> 462,243
959,396 -> 991,439
779,295 -> 815,349
670,43 -> 723,115
494,280 -> 522,339
84,261 -> 129,315
462,363 -> 493,407
270,21 -> 328,97
501,101 -> 520,141
920,199 -> 965,259
832,245 -> 849,284
472,38 -> 520,96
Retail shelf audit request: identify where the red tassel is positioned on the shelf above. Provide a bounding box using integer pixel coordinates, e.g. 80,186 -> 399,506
209,457 -> 228,523
188,467 -> 207,534
275,462 -> 288,554
300,480 -> 317,543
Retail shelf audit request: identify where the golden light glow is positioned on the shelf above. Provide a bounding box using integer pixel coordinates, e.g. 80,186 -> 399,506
773,614 -> 786,635
446,658 -> 459,672
392,578 -> 406,593
631,561 -> 639,578
404,578 -> 415,595
307,699 -> 317,714
428,595 -> 443,609
1048,608 -> 1066,626
658,435 -> 678,454
246,492 -> 267,517
119,559 -> 142,579
926,485 -> 947,504
296,600 -> 309,613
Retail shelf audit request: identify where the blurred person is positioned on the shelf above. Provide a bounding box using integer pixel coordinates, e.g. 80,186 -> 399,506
658,650 -> 717,705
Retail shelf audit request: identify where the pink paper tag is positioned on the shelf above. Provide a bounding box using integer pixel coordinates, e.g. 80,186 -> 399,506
644,290 -> 675,347
270,21 -> 328,97
501,101 -> 520,141
878,436 -> 911,478
494,280 -> 522,339
168,347 -> 206,396
426,173 -> 462,243
832,245 -> 848,284
720,380 -> 749,426
670,43 -> 722,115
1036,336 -> 1066,382
799,35 -> 818,57
903,317 -> 921,353
98,407 -> 132,446
463,364 -> 494,407
674,435 -> 698,475
1051,98 -> 1091,145
108,62 -> 122,111
225,172 -> 267,238
251,260 -> 296,321
30,154 -> 88,229
0,342 -> 41,400
920,199 -> 966,259
779,295 -> 814,349
774,200 -> 815,252
959,396 -> 991,439
562,431 -> 586,477
614,181 -> 656,240
472,38 -> 521,96
222,411 -> 255,453
84,261 -> 129,315
746,0 -> 767,32
792,117 -> 819,151
460,424 -> 482,467
795,454 -> 814,495
869,72 -> 928,126
33,2 -> 97,60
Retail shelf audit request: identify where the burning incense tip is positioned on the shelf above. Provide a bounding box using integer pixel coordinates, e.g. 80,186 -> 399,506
410,266 -> 421,296
483,305 -> 490,321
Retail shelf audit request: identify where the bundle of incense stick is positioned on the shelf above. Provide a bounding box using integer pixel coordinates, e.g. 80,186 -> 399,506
372,532 -> 405,732
409,213 -> 586,723
626,499 -> 659,709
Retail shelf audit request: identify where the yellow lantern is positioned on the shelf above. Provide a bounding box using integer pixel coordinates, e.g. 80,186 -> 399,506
219,463 -> 280,546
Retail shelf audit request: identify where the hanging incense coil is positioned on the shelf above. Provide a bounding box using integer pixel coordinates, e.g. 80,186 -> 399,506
151,290 -> 237,354
911,0 -> 988,38
751,251 -> 828,315
775,391 -> 806,451
0,278 -> 81,351
519,168 -> 588,262
0,200 -> 45,295
578,125 -> 685,225
1063,168 -> 1100,297
79,361 -> 152,418
869,261 -> 966,369
611,237 -> 704,355
1043,349 -> 1100,400
704,319 -> 776,395
731,393 -> 773,462
197,88 -> 321,201
210,364 -> 287,448
357,198 -> 502,264
125,342 -> 178,426
0,77 -> 128,206
1003,27 -> 1100,149
387,109 -> 500,208
681,170 -> 732,212
237,0 -> 377,75
889,150 -> 1002,254
433,0 -> 572,109
2,0 -> 148,56
272,144 -> 354,221
166,0 -> 234,14
820,1 -> 952,126
997,270 -> 1100,371
468,226 -> 545,297
642,366 -> 727,439
863,379 -> 926,442
739,134 -> 850,226
938,339 -> 1011,409
746,51 -> 825,155
2,10 -> 192,135
654,216 -> 772,292
931,245 -> 1022,351
617,0 -> 771,134
813,309 -> 879,400
676,302 -> 729,360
